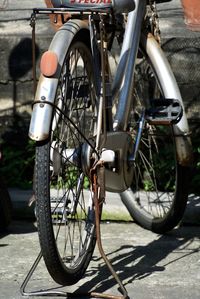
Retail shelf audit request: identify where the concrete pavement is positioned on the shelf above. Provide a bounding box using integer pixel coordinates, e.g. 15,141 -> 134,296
0,220 -> 200,299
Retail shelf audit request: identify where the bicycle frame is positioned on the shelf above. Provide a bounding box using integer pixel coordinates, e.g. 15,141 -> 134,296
25,2 -> 194,289
29,0 -> 193,185
113,0 -> 192,168
113,0 -> 146,131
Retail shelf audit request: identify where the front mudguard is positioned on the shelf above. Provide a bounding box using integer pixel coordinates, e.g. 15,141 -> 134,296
29,19 -> 89,141
140,34 -> 193,167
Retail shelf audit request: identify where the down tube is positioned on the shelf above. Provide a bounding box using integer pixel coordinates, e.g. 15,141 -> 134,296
113,0 -> 146,131
140,33 -> 193,167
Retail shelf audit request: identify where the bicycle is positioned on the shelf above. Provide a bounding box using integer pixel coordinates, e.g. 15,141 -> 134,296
28,0 -> 193,287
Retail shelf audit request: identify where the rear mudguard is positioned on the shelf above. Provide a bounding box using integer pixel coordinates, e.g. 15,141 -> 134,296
29,19 -> 89,141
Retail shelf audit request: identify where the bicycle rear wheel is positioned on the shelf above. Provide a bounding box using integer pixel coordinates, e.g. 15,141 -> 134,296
121,41 -> 191,234
35,40 -> 98,285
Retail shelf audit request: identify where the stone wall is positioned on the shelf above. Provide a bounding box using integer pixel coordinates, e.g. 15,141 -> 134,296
0,0 -> 54,140
158,0 -> 200,125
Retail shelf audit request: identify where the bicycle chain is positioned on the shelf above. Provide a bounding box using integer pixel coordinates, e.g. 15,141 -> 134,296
148,0 -> 161,43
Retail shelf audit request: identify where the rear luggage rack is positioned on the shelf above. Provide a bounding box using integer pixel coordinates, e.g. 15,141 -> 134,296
32,7 -> 112,15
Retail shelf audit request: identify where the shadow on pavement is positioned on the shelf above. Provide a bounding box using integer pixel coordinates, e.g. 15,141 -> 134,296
0,220 -> 37,239
1,221 -> 199,298
74,225 -> 200,296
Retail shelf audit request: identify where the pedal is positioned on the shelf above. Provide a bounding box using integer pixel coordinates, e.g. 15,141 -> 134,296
145,98 -> 183,125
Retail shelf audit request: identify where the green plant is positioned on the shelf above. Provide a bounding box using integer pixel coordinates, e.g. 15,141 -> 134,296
0,139 -> 35,189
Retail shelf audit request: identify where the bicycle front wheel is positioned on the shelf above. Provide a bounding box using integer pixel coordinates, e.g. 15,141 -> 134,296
35,41 -> 98,285
121,37 -> 191,234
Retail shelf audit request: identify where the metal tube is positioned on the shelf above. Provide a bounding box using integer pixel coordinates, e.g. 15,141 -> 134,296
113,0 -> 146,131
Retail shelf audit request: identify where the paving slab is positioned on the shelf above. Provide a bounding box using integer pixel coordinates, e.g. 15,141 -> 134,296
0,220 -> 200,299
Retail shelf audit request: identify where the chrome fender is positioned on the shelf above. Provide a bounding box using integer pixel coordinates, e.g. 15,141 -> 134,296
29,19 -> 89,141
141,33 -> 193,167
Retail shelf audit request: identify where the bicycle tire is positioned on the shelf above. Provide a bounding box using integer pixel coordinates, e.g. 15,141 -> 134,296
35,40 -> 99,285
121,38 -> 191,234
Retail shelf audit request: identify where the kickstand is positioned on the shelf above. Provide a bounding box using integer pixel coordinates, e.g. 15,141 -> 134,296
20,242 -> 129,298
20,167 -> 129,299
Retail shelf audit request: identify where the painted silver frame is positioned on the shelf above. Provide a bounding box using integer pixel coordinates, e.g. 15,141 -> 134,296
113,0 -> 192,166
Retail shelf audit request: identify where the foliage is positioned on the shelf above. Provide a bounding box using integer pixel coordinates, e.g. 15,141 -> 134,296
0,139 -> 35,189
